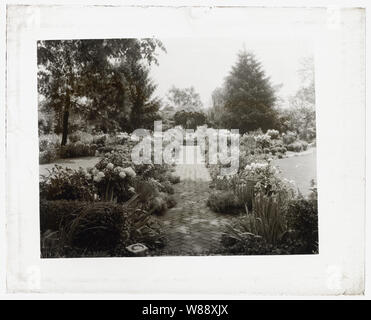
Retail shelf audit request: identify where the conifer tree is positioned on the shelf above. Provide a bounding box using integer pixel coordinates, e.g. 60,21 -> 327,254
222,51 -> 277,133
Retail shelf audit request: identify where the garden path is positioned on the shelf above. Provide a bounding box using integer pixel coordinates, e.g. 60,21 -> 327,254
157,146 -> 231,255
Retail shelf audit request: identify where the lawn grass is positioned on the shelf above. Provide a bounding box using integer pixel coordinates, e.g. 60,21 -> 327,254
273,148 -> 317,195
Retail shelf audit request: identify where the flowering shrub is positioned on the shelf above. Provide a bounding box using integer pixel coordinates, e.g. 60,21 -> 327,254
159,180 -> 175,194
92,134 -> 108,147
282,131 -> 297,145
39,134 -> 60,164
266,129 -> 280,139
254,134 -> 271,149
39,149 -> 58,164
132,177 -> 177,216
39,135 -> 178,257
95,148 -> 132,168
237,150 -> 269,174
304,126 -> 316,141
242,162 -> 295,198
209,159 -> 296,216
39,133 -> 60,152
40,161 -> 140,204
89,153 -> 137,202
287,140 -> 308,152
240,134 -> 257,151
236,130 -> 290,167
40,165 -> 96,201
149,192 -> 177,215
209,170 -> 234,191
91,150 -> 178,207
280,147 -> 287,154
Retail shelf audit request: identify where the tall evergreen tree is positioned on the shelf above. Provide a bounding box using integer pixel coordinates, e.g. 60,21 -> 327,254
119,59 -> 161,131
222,51 -> 277,133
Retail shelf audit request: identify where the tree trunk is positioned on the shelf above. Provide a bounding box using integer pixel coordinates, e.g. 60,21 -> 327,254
61,108 -> 69,146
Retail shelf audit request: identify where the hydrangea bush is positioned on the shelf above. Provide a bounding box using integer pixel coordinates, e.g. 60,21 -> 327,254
88,156 -> 137,202
241,161 -> 295,197
254,133 -> 272,149
40,165 -> 96,201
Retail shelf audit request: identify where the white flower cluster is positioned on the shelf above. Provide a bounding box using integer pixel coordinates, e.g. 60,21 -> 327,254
123,167 -> 136,178
244,162 -> 280,175
91,168 -> 105,182
244,162 -> 268,171
117,132 -> 129,139
266,129 -> 279,139
282,177 -> 296,187
254,134 -> 271,144
89,163 -> 137,182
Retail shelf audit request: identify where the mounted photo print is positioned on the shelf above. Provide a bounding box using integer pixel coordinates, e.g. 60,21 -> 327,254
6,4 -> 365,295
37,37 -> 318,258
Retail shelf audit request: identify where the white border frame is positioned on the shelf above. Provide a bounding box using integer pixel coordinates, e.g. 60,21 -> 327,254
5,4 -> 365,295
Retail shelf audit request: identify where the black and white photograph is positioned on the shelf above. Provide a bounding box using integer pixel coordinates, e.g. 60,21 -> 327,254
3,3 -> 367,297
38,37 -> 318,258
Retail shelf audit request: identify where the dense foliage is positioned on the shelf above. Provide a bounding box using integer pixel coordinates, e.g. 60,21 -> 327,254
38,39 -> 165,145
220,188 -> 318,255
39,138 -> 181,257
173,110 -> 207,130
165,86 -> 203,112
208,51 -> 279,133
205,127 -> 318,255
38,41 -> 318,257
40,200 -> 165,258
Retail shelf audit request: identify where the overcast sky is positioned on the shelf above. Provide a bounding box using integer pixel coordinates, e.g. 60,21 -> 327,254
150,37 -> 313,109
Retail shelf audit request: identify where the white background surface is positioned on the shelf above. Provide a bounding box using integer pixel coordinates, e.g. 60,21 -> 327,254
0,0 -> 369,298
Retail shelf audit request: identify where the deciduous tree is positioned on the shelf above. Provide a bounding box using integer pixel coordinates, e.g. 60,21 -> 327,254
38,39 -> 165,144
166,86 -> 203,112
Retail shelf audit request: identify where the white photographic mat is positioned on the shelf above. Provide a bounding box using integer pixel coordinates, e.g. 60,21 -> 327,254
6,5 -> 365,294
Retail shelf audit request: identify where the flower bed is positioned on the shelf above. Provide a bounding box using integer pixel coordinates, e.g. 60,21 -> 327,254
39,131 -> 133,164
204,127 -> 318,255
220,188 -> 318,255
40,145 -> 180,257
